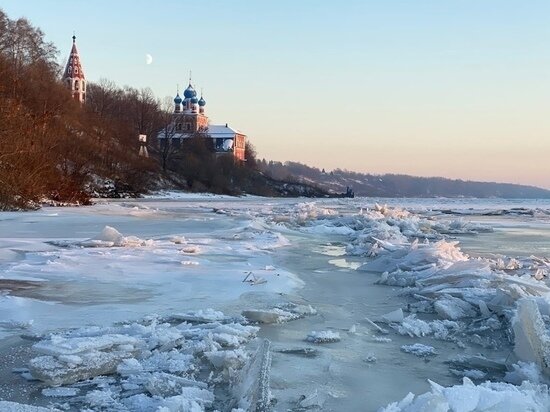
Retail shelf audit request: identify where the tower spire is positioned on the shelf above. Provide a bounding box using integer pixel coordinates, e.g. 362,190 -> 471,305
62,34 -> 86,104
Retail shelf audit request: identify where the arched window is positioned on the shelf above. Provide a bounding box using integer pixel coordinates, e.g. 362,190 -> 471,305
75,80 -> 79,90
186,123 -> 191,131
82,81 -> 86,92
176,123 -> 182,131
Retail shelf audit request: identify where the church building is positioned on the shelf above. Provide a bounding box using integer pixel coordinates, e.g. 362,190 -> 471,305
158,81 -> 246,161
62,35 -> 86,103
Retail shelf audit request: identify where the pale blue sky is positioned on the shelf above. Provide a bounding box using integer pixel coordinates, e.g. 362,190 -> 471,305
3,1 -> 550,187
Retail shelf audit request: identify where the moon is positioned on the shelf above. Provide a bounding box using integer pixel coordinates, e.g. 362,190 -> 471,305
145,54 -> 153,65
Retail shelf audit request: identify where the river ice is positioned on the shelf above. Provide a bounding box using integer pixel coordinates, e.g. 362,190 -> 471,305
2,195 -> 550,411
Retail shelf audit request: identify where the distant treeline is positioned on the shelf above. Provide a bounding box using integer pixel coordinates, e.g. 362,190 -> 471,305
259,160 -> 550,199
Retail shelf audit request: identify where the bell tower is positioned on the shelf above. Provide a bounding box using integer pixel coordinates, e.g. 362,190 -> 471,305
62,35 -> 86,103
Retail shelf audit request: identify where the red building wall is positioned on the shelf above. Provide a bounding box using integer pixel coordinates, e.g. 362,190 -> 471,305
233,134 -> 246,161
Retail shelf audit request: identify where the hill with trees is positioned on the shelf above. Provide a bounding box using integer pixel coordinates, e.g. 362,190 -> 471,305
258,160 -> 550,199
0,8 -> 328,210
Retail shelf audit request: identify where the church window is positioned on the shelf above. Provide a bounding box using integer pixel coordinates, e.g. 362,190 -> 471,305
177,123 -> 182,131
186,123 -> 191,131
75,80 -> 79,90
82,82 -> 86,92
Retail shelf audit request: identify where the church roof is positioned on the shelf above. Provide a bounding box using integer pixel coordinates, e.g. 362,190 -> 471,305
158,123 -> 245,140
207,124 -> 245,138
63,36 -> 85,80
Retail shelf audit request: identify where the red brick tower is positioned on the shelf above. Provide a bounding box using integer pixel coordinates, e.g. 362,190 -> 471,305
62,35 -> 86,103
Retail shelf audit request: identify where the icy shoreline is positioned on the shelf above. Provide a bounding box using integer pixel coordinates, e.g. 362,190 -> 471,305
3,197 -> 550,410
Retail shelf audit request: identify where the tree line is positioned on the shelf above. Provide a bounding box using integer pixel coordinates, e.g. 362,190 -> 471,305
258,160 -> 550,198
0,8 -> 266,210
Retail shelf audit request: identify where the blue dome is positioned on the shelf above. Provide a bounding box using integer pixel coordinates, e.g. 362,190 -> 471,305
183,84 -> 196,98
198,97 -> 206,106
191,97 -> 198,104
174,93 -> 182,104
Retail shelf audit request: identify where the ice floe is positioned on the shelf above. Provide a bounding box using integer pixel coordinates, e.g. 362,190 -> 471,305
400,343 -> 437,357
379,378 -> 550,412
79,226 -> 154,248
15,310 -> 270,411
306,330 -> 341,343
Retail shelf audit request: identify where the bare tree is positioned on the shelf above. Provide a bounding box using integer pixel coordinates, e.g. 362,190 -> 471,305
155,97 -> 184,171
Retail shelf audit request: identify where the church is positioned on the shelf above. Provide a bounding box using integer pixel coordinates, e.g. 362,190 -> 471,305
60,35 -> 245,161
158,82 -> 247,161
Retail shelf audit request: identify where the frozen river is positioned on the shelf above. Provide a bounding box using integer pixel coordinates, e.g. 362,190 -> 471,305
1,195 -> 550,411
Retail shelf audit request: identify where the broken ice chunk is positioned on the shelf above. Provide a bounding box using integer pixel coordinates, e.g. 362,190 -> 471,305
400,343 -> 437,357
446,354 -> 507,374
299,389 -> 327,408
434,295 -> 477,320
381,308 -> 404,323
145,372 -> 208,397
512,298 -> 550,376
30,350 -> 134,386
169,236 -> 186,244
504,361 -> 543,385
373,337 -> 392,343
42,387 -> 80,397
0,401 -> 61,411
364,354 -> 377,363
204,349 -> 248,373
449,368 -> 487,380
181,260 -> 199,266
116,358 -> 143,376
276,347 -> 319,358
0,319 -> 34,330
379,378 -> 550,412
79,226 -> 153,247
181,245 -> 201,254
306,331 -> 341,343
242,308 -> 296,324
33,334 -> 139,356
170,308 -> 229,323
